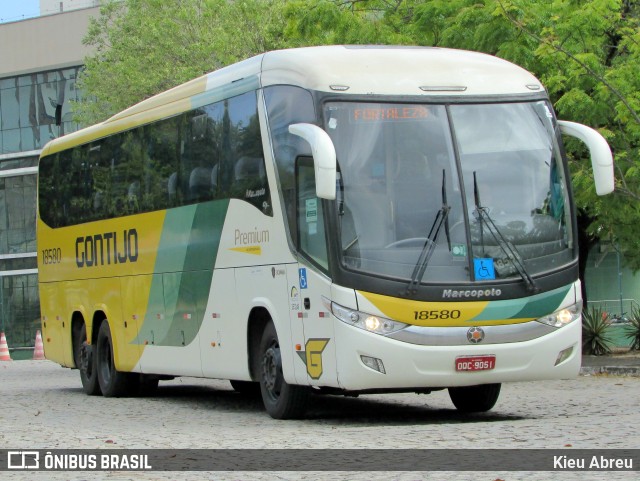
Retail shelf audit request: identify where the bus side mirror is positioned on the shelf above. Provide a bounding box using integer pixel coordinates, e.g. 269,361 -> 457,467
289,123 -> 337,200
558,120 -> 614,196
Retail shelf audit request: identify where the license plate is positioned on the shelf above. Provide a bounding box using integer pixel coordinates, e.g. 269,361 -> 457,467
455,355 -> 496,372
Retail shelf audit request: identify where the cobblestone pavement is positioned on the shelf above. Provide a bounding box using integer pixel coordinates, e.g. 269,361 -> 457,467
1,361 -> 638,481
581,351 -> 640,376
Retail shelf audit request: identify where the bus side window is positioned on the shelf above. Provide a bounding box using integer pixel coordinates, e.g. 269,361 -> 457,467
68,147 -> 94,224
183,111 -> 217,204
145,117 -> 182,210
264,85 -> 317,245
233,156 -> 270,214
296,157 -> 328,270
211,164 -> 219,197
188,166 -> 212,202
215,91 -> 271,215
39,152 -> 69,227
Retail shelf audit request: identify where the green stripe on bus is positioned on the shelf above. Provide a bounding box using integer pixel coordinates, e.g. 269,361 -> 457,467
511,285 -> 572,319
469,285 -> 572,322
136,200 -> 229,347
155,204 -> 198,272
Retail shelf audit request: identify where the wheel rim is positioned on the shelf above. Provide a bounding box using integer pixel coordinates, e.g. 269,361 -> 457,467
98,333 -> 112,385
262,341 -> 283,402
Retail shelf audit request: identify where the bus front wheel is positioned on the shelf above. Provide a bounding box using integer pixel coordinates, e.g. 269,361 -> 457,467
96,321 -> 134,397
448,383 -> 501,413
258,321 -> 309,419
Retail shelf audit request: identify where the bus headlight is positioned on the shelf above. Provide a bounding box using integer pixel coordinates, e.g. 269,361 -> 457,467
536,301 -> 582,328
329,301 -> 407,335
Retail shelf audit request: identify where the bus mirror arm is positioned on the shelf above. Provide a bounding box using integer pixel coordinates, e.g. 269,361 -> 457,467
289,123 -> 337,200
558,120 -> 614,196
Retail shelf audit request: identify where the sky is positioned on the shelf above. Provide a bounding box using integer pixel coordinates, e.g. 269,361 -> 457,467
0,0 -> 40,24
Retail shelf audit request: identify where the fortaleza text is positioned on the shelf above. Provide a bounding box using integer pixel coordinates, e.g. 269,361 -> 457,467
554,455 -> 633,470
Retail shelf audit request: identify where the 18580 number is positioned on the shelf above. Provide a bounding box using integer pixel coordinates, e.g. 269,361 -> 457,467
42,248 -> 62,265
413,310 -> 461,321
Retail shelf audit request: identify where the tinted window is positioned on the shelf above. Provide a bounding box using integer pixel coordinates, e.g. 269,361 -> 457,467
264,85 -> 317,245
38,91 -> 271,228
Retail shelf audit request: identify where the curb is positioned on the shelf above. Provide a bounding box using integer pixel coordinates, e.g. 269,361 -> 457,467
580,366 -> 640,377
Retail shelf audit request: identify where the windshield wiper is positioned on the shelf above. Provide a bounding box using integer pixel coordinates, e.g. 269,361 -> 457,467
337,171 -> 360,255
473,172 -> 539,293
442,169 -> 452,252
405,170 -> 450,296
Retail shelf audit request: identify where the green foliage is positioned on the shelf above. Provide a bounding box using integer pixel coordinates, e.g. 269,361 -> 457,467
318,0 -> 640,271
582,306 -> 614,356
76,0 -> 640,267
74,0 -> 290,125
283,0 -> 408,45
624,305 -> 640,350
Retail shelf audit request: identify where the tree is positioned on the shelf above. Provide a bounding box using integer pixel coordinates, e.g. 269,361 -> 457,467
76,0 -> 640,270
284,0 -> 640,270
283,0 -> 408,45
74,0 -> 290,125
488,0 -> 640,271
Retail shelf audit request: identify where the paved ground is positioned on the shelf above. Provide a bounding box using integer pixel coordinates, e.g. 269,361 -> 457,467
580,351 -> 640,376
1,359 -> 639,481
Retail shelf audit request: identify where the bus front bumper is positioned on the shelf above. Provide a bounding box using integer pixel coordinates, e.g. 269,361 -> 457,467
333,317 -> 581,391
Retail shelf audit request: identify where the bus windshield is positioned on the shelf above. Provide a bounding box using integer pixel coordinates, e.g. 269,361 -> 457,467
324,100 -> 574,285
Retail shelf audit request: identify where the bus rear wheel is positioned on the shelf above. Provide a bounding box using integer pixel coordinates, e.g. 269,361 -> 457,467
74,322 -> 100,396
448,383 -> 501,413
258,321 -> 309,419
96,321 -> 134,397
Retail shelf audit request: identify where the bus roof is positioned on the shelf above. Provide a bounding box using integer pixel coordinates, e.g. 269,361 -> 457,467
260,45 -> 542,96
41,46 -> 544,156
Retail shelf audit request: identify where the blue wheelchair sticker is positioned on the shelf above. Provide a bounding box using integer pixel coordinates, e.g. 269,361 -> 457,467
299,268 -> 308,289
474,258 -> 496,280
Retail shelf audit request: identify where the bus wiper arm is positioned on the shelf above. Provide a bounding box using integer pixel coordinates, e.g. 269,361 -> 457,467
405,170 -> 450,296
473,172 -> 539,293
441,169 -> 452,252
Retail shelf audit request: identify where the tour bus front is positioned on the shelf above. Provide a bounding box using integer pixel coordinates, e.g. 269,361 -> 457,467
327,99 -> 582,388
272,85 -> 613,406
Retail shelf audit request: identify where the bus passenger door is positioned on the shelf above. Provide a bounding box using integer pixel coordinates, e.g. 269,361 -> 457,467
293,158 -> 338,388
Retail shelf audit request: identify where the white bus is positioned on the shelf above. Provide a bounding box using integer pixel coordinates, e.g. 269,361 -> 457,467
37,46 -> 614,418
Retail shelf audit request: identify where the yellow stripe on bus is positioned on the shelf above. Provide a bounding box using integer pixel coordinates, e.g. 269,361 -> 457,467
359,291 -> 535,327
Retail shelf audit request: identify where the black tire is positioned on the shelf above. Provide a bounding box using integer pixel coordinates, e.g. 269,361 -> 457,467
96,321 -> 134,397
74,323 -> 101,396
230,380 -> 261,396
258,322 -> 309,419
448,383 -> 501,413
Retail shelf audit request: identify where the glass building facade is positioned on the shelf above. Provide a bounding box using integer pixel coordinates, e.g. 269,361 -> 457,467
0,66 -> 82,351
1,66 -> 81,155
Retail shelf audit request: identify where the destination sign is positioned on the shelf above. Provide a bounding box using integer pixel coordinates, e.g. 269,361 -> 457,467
351,106 -> 430,122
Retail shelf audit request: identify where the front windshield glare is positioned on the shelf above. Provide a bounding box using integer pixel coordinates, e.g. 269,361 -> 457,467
450,102 -> 573,281
324,101 -> 574,286
325,102 -> 468,283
